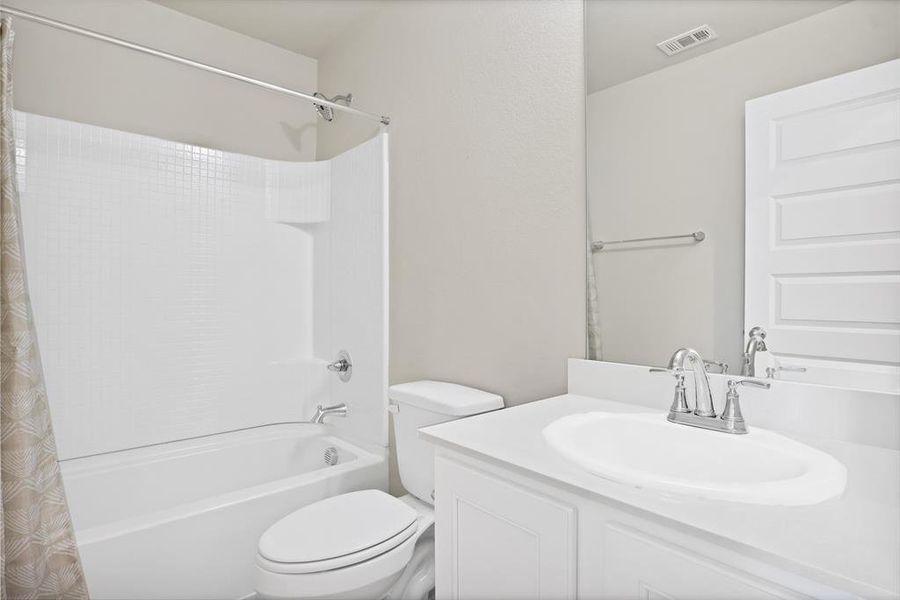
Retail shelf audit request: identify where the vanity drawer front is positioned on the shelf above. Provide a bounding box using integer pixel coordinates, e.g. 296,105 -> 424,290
600,522 -> 810,600
435,455 -> 577,600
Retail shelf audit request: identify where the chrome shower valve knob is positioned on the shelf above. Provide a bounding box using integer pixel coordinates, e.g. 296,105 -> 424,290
326,350 -> 353,382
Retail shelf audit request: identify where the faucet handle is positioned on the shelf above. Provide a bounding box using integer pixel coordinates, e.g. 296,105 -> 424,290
326,350 -> 353,382
327,359 -> 350,372
765,365 -> 807,379
649,367 -> 683,376
732,378 -> 772,390
720,379 -> 770,434
702,359 -> 729,374
651,368 -> 691,414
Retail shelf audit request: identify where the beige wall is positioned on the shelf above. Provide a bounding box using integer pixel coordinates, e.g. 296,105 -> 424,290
587,0 -> 900,371
8,0 -> 318,160
317,1 -> 587,407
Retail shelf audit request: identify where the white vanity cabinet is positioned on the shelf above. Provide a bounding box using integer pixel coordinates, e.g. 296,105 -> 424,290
434,455 -> 578,600
434,449 -> 857,600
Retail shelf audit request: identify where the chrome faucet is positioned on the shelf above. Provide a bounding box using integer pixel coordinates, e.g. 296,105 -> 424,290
656,347 -> 716,417
741,326 -> 767,377
309,403 -> 349,424
651,347 -> 770,434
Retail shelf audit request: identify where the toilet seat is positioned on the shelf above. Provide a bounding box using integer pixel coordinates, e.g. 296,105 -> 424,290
257,489 -> 419,574
257,520 -> 418,574
255,530 -> 423,600
254,493 -> 435,600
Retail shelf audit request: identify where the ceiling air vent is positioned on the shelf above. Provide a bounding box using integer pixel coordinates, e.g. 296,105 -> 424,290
656,25 -> 718,57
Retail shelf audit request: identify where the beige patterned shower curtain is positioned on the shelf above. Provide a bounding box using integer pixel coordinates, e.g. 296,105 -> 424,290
0,17 -> 88,600
586,202 -> 602,360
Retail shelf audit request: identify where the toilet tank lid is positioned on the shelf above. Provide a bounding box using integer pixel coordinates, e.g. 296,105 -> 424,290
389,380 -> 503,416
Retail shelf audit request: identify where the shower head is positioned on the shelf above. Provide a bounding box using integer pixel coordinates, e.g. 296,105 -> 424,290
313,92 -> 353,122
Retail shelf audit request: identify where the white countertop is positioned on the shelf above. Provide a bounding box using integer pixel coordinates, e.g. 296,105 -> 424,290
420,393 -> 900,598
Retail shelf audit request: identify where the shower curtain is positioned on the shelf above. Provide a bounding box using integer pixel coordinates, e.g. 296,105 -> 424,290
0,18 -> 88,600
586,203 -> 603,360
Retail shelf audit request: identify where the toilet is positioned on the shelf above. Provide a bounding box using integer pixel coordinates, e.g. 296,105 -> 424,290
254,381 -> 504,600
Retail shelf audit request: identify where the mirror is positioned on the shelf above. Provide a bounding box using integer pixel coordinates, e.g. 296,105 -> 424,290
584,0 -> 900,392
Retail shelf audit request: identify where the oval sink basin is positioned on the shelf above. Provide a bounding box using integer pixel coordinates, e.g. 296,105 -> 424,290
542,412 -> 846,506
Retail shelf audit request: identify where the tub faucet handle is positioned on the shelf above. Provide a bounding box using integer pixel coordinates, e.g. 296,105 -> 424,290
327,359 -> 350,372
326,350 -> 352,382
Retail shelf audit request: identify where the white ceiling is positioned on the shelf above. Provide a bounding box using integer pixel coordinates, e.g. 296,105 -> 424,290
586,0 -> 847,94
154,0 -> 847,93
151,0 -> 387,59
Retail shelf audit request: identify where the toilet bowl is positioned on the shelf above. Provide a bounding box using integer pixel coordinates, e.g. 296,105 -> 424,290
254,491 -> 434,600
254,381 -> 503,600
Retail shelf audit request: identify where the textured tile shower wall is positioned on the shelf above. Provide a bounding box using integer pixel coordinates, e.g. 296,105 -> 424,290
317,133 -> 389,451
15,111 -> 337,459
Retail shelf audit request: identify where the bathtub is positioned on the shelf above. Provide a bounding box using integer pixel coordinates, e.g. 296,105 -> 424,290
60,424 -> 387,599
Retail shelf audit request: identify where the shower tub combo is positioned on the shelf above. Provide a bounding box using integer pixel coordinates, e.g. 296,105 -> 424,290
16,111 -> 391,599
61,425 -> 386,599
15,35 -> 390,596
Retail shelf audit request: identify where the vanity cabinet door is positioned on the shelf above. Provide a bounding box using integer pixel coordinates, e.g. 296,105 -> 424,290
434,455 -> 577,600
599,523 -> 810,600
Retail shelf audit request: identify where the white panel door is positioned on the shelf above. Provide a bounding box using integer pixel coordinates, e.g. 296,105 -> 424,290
434,456 -> 577,600
745,59 -> 900,392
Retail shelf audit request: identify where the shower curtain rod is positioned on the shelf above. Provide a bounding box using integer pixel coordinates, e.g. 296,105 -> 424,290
0,6 -> 391,126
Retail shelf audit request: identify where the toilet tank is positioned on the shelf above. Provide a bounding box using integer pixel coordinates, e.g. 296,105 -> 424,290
389,381 -> 503,504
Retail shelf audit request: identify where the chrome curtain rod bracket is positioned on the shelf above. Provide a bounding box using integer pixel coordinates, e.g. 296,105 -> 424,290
0,6 -> 391,126
592,230 -> 705,251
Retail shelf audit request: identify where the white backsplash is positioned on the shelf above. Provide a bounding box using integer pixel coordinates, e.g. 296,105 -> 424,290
568,359 -> 900,450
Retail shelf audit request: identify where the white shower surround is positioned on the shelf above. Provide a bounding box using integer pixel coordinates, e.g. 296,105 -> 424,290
15,110 -> 389,458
